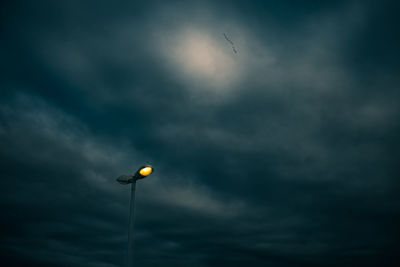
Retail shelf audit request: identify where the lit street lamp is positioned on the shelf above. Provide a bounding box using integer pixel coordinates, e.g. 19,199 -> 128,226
117,165 -> 154,267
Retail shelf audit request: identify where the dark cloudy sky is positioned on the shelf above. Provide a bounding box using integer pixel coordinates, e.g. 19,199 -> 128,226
1,0 -> 400,266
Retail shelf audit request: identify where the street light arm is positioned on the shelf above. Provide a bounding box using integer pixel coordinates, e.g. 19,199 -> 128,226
116,175 -> 134,184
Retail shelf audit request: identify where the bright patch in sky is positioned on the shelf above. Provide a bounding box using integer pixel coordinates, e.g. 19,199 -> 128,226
160,28 -> 241,92
179,32 -> 233,78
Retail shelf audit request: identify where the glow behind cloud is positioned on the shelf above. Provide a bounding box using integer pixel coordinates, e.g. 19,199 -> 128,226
159,28 -> 241,93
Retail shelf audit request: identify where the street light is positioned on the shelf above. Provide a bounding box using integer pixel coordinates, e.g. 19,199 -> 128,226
117,165 -> 154,267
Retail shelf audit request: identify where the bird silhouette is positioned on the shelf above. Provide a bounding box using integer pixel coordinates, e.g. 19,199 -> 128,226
223,33 -> 238,54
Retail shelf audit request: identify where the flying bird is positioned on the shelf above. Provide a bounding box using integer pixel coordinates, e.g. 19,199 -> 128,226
223,33 -> 234,45
223,33 -> 237,54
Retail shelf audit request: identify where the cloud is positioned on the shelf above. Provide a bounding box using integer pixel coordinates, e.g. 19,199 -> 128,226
0,92 -> 248,265
1,0 -> 400,266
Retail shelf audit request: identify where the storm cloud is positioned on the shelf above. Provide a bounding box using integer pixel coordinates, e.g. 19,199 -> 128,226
1,0 -> 400,266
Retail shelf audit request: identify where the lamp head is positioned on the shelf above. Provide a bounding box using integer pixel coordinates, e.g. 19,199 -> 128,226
116,165 -> 154,184
136,165 -> 153,180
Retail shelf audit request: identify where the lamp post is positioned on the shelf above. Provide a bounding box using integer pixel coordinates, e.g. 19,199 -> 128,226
117,165 -> 153,267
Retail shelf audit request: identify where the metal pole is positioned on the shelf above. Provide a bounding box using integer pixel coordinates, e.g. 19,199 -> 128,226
127,179 -> 136,267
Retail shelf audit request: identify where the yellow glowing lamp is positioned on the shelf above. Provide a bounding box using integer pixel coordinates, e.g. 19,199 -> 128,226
139,166 -> 153,177
117,165 -> 153,184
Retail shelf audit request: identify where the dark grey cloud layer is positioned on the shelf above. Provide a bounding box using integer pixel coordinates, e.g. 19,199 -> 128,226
1,1 -> 400,266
